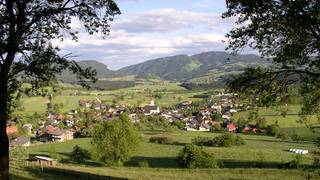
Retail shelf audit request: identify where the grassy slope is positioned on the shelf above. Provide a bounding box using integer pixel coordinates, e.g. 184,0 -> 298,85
20,131 -> 318,179
233,105 -> 319,140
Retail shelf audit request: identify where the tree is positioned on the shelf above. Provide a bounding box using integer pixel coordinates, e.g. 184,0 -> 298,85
70,145 -> 90,164
223,0 -> 319,110
0,1 -> 120,178
177,144 -> 217,168
223,1 -> 319,132
91,113 -> 139,166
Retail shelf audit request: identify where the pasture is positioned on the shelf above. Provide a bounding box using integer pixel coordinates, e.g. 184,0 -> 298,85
14,130 -> 318,179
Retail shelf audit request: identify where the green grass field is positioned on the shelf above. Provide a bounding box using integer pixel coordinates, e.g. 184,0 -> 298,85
13,130 -> 318,180
233,105 -> 319,141
16,83 -> 205,114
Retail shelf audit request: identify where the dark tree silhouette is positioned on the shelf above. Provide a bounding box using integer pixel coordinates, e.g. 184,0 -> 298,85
223,0 -> 320,111
0,0 -> 120,179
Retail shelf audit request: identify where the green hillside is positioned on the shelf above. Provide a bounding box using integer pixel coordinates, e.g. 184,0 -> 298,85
117,51 -> 269,81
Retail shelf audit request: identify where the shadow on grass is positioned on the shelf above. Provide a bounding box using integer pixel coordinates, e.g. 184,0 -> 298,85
125,156 -> 178,168
57,152 -> 104,167
245,137 -> 315,145
125,156 -> 313,170
18,166 -> 127,180
219,159 -> 313,169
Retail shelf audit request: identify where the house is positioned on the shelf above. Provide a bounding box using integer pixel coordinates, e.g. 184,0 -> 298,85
143,100 -> 160,115
242,125 -> 258,133
39,126 -> 73,142
6,125 -> 18,135
11,136 -> 30,147
226,123 -> 237,132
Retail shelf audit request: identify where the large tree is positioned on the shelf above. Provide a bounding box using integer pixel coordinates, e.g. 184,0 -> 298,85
0,0 -> 120,178
91,113 -> 139,166
223,1 -> 319,114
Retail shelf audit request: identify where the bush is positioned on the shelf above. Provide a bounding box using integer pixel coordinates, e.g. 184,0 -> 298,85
138,160 -> 149,167
288,155 -> 302,169
177,144 -> 217,168
171,121 -> 185,129
210,123 -> 223,132
276,132 -> 291,141
290,133 -> 303,142
192,133 -> 245,147
71,145 -> 91,164
266,124 -> 279,136
149,136 -> 174,144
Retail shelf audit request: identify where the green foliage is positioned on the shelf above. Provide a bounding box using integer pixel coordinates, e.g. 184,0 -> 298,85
171,121 -> 185,129
211,112 -> 223,122
149,136 -> 174,145
138,160 -> 149,168
192,133 -> 245,147
210,123 -> 223,132
70,145 -> 90,164
9,146 -> 28,166
276,132 -> 291,141
177,144 -> 217,168
139,115 -> 173,131
224,0 -> 320,156
266,124 -> 280,136
91,113 -> 139,166
288,155 -> 302,169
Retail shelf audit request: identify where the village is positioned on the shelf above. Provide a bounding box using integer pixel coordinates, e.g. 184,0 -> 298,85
6,93 -> 266,147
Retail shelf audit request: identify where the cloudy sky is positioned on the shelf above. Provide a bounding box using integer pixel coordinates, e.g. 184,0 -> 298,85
56,0 -> 248,70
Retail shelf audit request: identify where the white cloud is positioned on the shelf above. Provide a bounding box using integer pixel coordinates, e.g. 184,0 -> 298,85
53,8 -> 241,69
112,8 -> 236,33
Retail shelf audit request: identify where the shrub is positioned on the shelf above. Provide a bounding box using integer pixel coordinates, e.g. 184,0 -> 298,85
266,124 -> 279,136
210,123 -> 223,132
177,144 -> 217,168
192,133 -> 245,147
171,121 -> 185,129
276,132 -> 291,141
138,160 -> 149,167
290,133 -> 303,142
71,145 -> 91,164
288,155 -> 302,169
149,136 -> 174,144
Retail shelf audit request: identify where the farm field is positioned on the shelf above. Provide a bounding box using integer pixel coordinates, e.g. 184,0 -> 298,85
12,130 -> 318,179
16,82 -> 206,115
234,105 -> 319,141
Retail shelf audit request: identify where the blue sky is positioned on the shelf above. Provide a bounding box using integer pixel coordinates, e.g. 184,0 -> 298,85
55,0 -> 247,70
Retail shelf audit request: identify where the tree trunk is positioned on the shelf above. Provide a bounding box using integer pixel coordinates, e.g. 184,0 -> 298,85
0,77 -> 9,180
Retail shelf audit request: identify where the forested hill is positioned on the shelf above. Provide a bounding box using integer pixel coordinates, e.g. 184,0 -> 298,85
117,51 -> 269,81
58,51 -> 269,84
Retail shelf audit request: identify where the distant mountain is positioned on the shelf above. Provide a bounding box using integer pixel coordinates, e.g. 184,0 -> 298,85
58,51 -> 269,89
58,60 -> 117,83
117,51 -> 269,81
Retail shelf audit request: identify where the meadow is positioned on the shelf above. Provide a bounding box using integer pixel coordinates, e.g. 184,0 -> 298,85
16,82 -> 206,115
10,130 -> 319,179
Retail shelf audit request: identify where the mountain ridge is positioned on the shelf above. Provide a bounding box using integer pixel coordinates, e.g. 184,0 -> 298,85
59,51 -> 269,85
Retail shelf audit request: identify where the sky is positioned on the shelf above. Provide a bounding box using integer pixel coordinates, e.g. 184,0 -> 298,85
55,0 -> 248,70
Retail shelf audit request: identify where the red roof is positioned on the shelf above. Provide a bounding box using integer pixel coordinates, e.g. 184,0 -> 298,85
6,126 -> 18,135
227,123 -> 237,132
